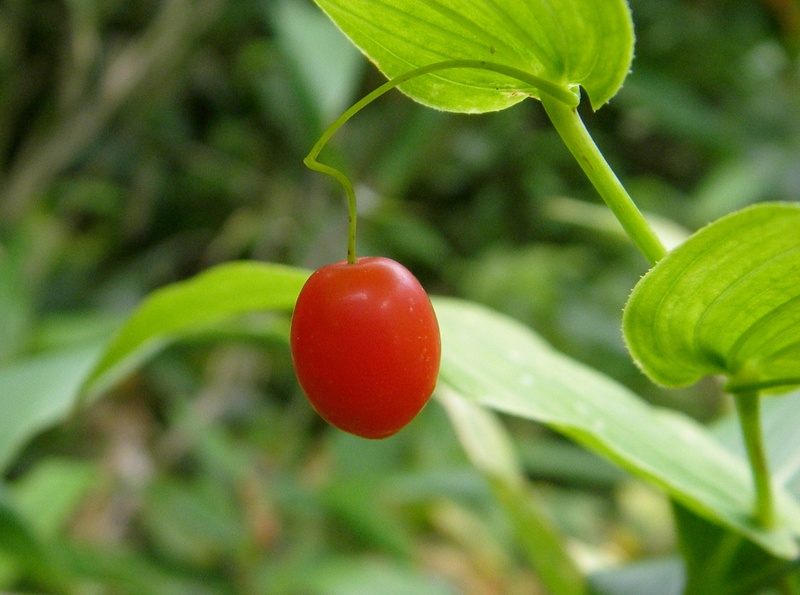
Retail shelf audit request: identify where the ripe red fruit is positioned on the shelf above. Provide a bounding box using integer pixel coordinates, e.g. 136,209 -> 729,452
290,257 -> 441,439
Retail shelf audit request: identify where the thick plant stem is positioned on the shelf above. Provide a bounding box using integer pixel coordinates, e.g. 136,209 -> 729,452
733,391 -> 775,528
540,94 -> 667,267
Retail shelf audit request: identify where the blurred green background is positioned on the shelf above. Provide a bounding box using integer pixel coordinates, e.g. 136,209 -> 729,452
1,0 -> 799,592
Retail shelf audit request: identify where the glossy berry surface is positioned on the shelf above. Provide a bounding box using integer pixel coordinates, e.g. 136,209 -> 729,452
290,257 -> 441,439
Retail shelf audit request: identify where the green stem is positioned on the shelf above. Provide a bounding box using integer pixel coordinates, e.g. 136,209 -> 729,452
733,391 -> 775,528
540,94 -> 667,266
304,60 -> 579,264
305,59 -> 664,266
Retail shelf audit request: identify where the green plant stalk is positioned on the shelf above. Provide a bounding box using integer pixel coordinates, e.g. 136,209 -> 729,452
306,61 -> 666,267
304,153 -> 360,264
540,94 -> 667,266
733,391 -> 775,528
304,60 -> 579,264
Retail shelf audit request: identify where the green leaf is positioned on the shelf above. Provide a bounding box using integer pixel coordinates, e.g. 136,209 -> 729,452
11,459 -> 98,540
432,297 -> 800,559
0,346 -> 103,474
83,261 -> 310,397
623,202 -> 800,391
0,264 -> 307,475
312,0 -> 634,112
0,486 -> 69,588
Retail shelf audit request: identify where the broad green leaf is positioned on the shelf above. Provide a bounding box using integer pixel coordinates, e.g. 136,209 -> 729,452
83,261 -> 310,397
0,264 -> 306,475
0,345 -> 103,474
432,297 -> 800,558
623,202 -> 800,391
312,0 -> 634,112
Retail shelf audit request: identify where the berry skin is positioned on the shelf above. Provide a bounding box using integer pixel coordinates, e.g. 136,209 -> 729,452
290,257 -> 441,439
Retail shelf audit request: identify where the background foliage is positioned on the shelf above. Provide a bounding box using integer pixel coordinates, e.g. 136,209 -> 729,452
1,0 -> 800,592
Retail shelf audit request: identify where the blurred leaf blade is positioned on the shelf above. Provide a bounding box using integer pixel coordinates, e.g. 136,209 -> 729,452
283,556 -> 455,595
0,345 -> 103,474
623,202 -> 800,390
589,557 -> 685,595
436,386 -> 521,484
437,387 -> 587,595
0,489 -> 46,565
11,459 -> 98,540
62,545 -> 232,595
432,297 -> 800,558
83,261 -> 310,397
312,0 -> 633,112
0,487 -> 70,589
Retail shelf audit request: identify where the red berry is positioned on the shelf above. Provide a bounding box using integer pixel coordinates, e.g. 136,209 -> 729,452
290,257 -> 441,439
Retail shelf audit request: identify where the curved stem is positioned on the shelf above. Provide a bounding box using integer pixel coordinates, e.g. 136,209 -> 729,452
305,158 -> 359,264
306,59 -> 664,266
304,60 -> 579,264
733,391 -> 775,528
540,94 -> 667,266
